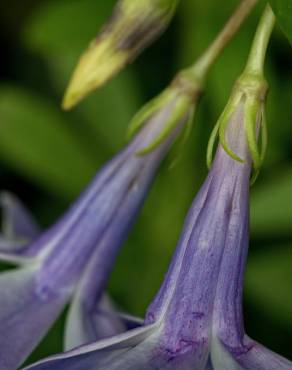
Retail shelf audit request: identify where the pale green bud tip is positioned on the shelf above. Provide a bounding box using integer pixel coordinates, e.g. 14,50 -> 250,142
62,0 -> 179,110
207,71 -> 269,179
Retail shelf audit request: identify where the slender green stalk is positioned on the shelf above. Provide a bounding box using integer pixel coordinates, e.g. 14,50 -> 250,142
244,4 -> 275,75
186,0 -> 259,83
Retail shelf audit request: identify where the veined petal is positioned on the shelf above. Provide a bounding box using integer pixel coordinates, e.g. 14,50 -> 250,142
0,192 -> 39,241
0,266 -> 69,370
211,335 -> 292,370
61,101 -> 186,351
0,249 -> 34,265
237,339 -> 292,370
117,312 -> 144,330
23,324 -> 159,370
211,336 -> 245,370
209,107 -> 292,369
65,256 -> 143,350
131,104 -> 251,370
0,94 -> 186,369
65,294 -> 128,350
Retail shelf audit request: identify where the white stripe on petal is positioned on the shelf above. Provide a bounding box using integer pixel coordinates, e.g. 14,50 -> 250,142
211,336 -> 244,370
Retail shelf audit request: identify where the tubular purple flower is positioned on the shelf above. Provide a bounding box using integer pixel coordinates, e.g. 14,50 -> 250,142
23,104 -> 292,370
0,99 -> 190,370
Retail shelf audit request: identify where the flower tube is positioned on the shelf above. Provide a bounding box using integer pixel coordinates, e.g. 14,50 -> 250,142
0,88 -> 194,370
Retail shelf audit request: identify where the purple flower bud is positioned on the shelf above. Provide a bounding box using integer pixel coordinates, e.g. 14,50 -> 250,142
0,101 -> 187,370
23,104 -> 292,370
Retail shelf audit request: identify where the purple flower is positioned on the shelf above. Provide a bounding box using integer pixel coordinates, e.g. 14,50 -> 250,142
23,103 -> 292,370
0,100 -> 190,370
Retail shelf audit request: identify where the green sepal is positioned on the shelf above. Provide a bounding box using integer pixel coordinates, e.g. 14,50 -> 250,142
218,95 -> 245,164
250,106 -> 268,185
206,120 -> 220,169
245,97 -> 261,170
136,96 -> 190,155
126,89 -> 175,140
168,106 -> 195,169
260,106 -> 268,163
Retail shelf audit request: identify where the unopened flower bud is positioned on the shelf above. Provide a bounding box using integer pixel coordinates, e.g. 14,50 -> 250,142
62,0 -> 179,110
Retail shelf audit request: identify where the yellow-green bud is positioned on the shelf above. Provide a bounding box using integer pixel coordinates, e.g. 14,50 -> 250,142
62,0 -> 179,110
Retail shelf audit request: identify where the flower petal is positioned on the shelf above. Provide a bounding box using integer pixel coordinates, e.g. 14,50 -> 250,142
208,108 -> 292,370
24,324 -> 158,370
63,210 -> 146,351
0,248 -> 34,265
211,335 -> 292,370
237,339 -> 292,370
62,106 -> 180,350
0,192 -> 39,241
211,336 -> 244,370
65,294 -> 129,350
1,98 -> 185,369
0,266 -> 69,370
117,311 -> 144,330
0,192 -> 40,264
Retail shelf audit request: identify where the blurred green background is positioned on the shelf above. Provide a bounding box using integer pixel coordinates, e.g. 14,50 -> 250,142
0,0 -> 291,365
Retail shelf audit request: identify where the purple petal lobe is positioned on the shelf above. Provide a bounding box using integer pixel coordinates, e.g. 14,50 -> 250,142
211,336 -> 292,370
117,312 -> 144,330
0,267 -> 69,370
0,192 -> 39,241
1,101 -> 185,368
23,325 -> 158,370
65,294 -> 127,350
0,192 -> 40,264
237,339 -> 292,370
0,247 -> 34,265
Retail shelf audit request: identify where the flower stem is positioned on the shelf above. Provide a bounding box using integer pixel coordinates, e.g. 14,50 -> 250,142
186,0 -> 258,83
244,4 -> 275,75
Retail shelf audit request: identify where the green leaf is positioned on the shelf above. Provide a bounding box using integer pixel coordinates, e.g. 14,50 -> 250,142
23,0 -> 117,90
270,0 -> 292,44
245,245 -> 292,328
24,0 -> 116,57
0,85 -> 96,198
251,167 -> 292,236
76,73 -> 141,150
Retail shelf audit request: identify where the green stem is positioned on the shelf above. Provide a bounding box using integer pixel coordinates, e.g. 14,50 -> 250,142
186,0 -> 258,82
244,4 -> 275,75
